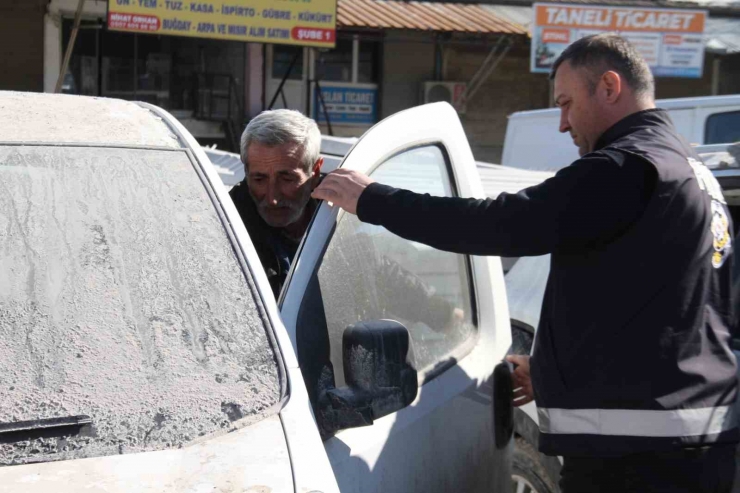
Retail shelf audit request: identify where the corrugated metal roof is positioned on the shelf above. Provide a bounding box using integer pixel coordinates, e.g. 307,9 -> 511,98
705,16 -> 740,54
485,0 -> 740,14
481,5 -> 534,34
337,0 -> 529,35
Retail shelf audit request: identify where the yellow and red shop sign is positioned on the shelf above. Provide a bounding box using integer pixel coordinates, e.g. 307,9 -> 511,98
107,0 -> 337,48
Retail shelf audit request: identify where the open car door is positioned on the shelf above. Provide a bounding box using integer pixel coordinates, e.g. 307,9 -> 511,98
280,102 -> 514,492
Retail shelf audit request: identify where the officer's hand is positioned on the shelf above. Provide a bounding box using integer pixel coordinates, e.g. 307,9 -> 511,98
311,169 -> 375,215
506,355 -> 534,407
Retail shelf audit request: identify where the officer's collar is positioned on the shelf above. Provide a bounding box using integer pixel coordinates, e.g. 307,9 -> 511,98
594,108 -> 672,151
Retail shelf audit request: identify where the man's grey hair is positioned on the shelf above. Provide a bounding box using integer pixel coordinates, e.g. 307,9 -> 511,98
550,33 -> 655,100
240,109 -> 321,173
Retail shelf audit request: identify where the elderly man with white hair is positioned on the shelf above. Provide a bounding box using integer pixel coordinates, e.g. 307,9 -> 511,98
229,109 -> 324,299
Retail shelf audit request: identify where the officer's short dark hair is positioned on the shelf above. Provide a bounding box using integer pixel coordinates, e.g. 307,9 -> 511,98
549,34 -> 654,99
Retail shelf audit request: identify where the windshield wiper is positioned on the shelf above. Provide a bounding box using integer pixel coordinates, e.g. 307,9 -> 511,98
0,415 -> 91,435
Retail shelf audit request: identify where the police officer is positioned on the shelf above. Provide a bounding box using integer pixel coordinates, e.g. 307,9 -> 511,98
312,34 -> 738,492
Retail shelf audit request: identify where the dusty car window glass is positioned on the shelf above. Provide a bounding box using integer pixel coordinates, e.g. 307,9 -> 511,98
308,145 -> 477,386
0,146 -> 280,466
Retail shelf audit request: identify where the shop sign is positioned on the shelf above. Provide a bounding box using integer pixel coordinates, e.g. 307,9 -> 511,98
532,3 -> 707,78
313,83 -> 378,126
107,0 -> 336,48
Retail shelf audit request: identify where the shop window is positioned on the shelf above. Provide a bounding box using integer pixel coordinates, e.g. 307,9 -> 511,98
317,38 -> 354,82
358,41 -> 379,84
60,21 -> 100,96
315,37 -> 379,84
272,45 -> 304,80
61,19 -> 245,122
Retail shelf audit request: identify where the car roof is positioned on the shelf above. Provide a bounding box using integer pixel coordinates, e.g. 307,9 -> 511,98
204,135 -> 355,188
476,162 -> 554,198
320,135 -> 357,158
695,142 -> 740,180
0,91 -> 182,149
508,94 -> 740,120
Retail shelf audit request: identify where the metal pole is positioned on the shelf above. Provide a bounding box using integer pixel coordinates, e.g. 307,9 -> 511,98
711,57 -> 721,96
268,51 -> 299,110
352,35 -> 360,84
315,79 -> 333,136
133,34 -> 138,99
96,21 -> 103,96
55,0 -> 86,93
463,36 -> 513,105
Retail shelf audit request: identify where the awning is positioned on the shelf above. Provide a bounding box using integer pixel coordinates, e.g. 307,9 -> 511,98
481,5 -> 534,35
337,0 -> 528,35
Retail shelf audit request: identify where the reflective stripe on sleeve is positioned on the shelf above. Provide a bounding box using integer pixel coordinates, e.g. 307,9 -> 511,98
538,406 -> 736,437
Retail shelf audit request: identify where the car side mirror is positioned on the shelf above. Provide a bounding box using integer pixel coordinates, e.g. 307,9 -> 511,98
318,320 -> 418,435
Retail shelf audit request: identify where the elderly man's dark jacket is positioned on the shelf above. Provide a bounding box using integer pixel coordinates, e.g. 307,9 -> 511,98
229,181 -> 307,299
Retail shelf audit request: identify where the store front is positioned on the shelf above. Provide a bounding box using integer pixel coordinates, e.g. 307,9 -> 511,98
0,0 -> 46,92
266,33 -> 381,137
59,18 -> 248,149
45,0 -> 337,151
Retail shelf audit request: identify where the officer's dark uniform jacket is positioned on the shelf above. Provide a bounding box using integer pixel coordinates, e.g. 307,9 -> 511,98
355,109 -> 738,457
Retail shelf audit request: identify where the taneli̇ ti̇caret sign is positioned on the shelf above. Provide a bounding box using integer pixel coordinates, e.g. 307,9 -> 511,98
532,3 -> 707,78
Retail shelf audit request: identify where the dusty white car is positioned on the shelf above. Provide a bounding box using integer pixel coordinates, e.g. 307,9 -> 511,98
0,92 -> 514,492
207,129 -> 560,493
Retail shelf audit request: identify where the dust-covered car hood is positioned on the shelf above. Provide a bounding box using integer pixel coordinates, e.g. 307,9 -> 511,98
0,415 -> 292,493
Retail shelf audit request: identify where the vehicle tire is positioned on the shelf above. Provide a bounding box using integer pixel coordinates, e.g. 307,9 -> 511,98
511,437 -> 558,493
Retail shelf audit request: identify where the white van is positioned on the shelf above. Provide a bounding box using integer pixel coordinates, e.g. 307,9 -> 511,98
502,94 -> 740,172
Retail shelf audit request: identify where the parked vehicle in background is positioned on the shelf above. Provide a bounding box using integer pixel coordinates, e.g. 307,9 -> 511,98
204,135 -> 357,188
502,95 -> 740,173
0,94 -> 514,492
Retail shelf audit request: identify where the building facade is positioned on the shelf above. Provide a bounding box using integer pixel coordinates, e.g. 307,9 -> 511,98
1,0 -> 737,160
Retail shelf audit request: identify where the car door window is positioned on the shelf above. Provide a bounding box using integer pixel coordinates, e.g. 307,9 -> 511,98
0,146 -> 281,465
705,111 -> 740,144
297,145 -> 477,387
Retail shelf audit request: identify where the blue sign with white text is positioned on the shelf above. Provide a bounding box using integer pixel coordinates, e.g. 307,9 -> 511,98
314,85 -> 378,126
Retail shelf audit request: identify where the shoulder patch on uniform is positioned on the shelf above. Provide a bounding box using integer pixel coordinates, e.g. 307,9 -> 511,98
711,200 -> 732,269
688,157 -> 726,204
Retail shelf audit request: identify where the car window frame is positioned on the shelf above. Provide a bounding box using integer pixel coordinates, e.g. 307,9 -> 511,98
289,141 -> 480,386
149,106 -> 291,406
704,110 -> 740,145
0,140 -> 289,462
181,143 -> 289,404
123,101 -> 291,404
364,142 -> 480,330
365,142 -> 480,383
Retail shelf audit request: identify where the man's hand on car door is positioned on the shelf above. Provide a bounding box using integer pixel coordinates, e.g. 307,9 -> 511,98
506,355 -> 534,407
312,169 -> 375,215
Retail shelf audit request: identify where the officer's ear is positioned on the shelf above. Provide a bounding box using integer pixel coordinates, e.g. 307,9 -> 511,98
600,71 -> 622,104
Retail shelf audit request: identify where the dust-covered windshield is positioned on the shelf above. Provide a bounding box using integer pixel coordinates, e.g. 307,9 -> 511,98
0,146 -> 281,466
